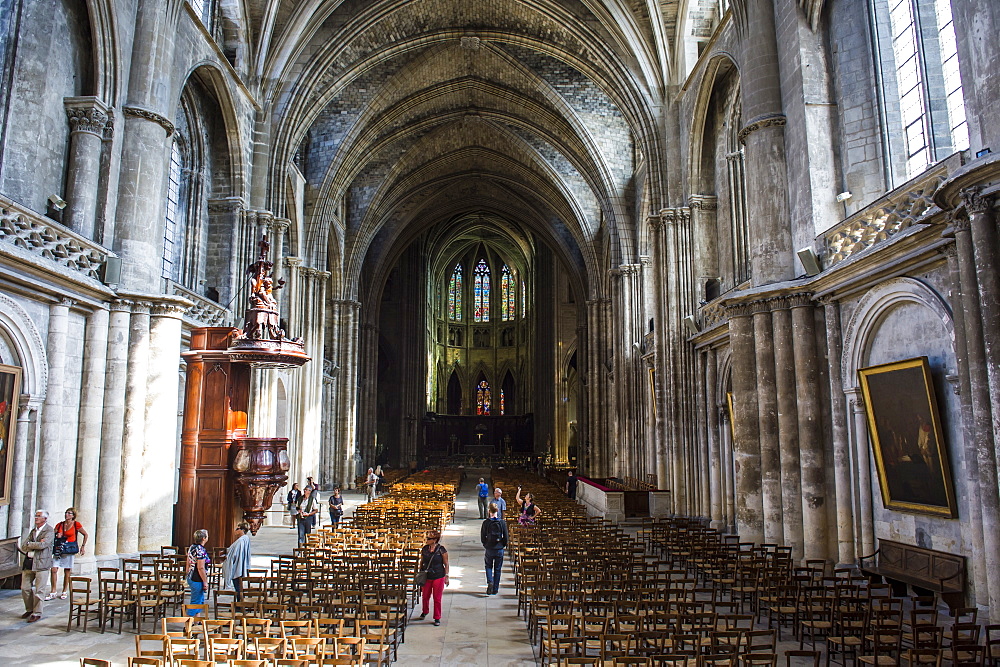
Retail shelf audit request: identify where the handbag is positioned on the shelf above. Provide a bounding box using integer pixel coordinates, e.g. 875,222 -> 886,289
53,535 -> 66,557
61,540 -> 80,555
415,545 -> 438,586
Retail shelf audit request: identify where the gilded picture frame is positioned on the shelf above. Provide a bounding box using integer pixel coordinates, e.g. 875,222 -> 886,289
858,356 -> 956,518
0,364 -> 21,506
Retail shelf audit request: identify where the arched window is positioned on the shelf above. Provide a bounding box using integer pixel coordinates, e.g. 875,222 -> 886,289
871,0 -> 968,184
474,258 -> 490,322
520,279 -> 526,319
499,387 -> 505,415
449,264 -> 463,320
726,96 -> 750,286
476,380 -> 492,415
501,265 -> 515,321
162,140 -> 184,281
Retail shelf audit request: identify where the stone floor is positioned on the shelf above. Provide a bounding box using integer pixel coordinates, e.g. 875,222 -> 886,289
0,481 -> 539,666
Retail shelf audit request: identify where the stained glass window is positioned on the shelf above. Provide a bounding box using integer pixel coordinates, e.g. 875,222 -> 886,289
520,279 -> 526,318
449,264 -> 462,320
501,265 -> 515,321
500,388 -> 505,415
477,380 -> 492,415
474,258 -> 490,322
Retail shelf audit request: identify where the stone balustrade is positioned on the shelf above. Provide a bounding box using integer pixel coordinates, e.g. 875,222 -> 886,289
166,279 -> 234,328
823,153 -> 960,267
0,194 -> 112,281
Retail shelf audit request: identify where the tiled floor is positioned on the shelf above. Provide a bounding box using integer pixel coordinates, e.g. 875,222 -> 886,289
0,482 -> 539,666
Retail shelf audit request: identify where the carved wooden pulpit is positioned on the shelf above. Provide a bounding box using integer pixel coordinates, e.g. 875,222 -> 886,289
173,236 -> 309,547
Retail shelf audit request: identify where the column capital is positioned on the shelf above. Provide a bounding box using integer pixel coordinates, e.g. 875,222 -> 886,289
618,263 -> 642,276
110,299 -> 133,313
961,186 -> 995,216
64,96 -> 109,135
647,215 -> 665,231
53,297 -> 76,309
272,218 -> 291,234
208,197 -> 245,213
688,194 -> 718,211
738,113 -> 787,145
786,292 -> 814,309
725,302 -> 757,319
122,105 -> 174,137
284,257 -> 304,268
660,207 -> 691,224
149,302 -> 189,319
950,210 -> 971,233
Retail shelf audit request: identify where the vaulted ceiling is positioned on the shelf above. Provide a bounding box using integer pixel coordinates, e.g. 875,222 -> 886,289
232,0 -> 711,300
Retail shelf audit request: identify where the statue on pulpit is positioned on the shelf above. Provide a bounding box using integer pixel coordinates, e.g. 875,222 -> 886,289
239,235 -> 289,341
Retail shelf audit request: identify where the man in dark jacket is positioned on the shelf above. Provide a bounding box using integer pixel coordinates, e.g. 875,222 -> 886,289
480,502 -> 508,595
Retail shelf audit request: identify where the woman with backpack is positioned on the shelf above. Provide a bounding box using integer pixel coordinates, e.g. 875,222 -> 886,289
480,502 -> 509,595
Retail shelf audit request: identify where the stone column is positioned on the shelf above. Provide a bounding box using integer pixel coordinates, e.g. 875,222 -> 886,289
7,402 -> 35,537
113,0 -> 179,291
735,0 -> 794,284
63,97 -> 109,239
648,216 -> 670,492
849,393 -> 875,557
96,301 -> 131,555
952,210 -> 1000,611
822,298 -> 856,565
943,241 -> 988,605
37,298 -> 72,513
752,301 -> 783,543
706,348 -> 724,529
118,301 -> 150,554
74,306 -> 109,560
331,300 -> 361,487
727,304 -> 763,543
720,403 -> 736,531
771,299 -> 803,559
138,301 -> 186,550
791,295 -> 828,561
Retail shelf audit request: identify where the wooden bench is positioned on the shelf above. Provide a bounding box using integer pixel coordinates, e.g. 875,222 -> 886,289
859,538 -> 965,610
0,536 -> 22,588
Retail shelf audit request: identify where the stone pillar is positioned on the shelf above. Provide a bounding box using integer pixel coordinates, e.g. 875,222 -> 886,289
118,301 -> 150,554
63,97 -> 109,239
7,402 -> 35,537
952,210 -> 1000,611
331,300 -> 360,487
849,393 -> 875,557
735,0 -> 794,284
727,304 -> 763,543
113,0 -> 179,291
37,298 -> 72,513
771,300 -> 803,559
752,302 -> 783,543
96,301 -> 130,555
720,403 -> 736,531
74,306 -> 109,561
706,348 -> 724,529
791,295 -> 828,561
822,298 -> 856,565
943,240 -> 988,606
138,301 -> 186,551
648,216 -> 670,492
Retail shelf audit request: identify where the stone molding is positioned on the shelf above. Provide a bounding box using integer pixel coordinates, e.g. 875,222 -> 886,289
129,300 -> 153,315
618,263 -> 642,276
109,299 -> 133,313
950,211 -> 971,233
284,257 -> 304,268
150,302 -> 189,318
840,277 -> 953,391
786,293 -> 814,309
659,207 -> 691,224
738,113 -> 787,145
0,291 -> 49,396
122,105 -> 175,137
208,198 -> 245,213
725,302 -> 756,319
65,97 -> 109,135
460,36 -> 481,50
162,281 -> 231,328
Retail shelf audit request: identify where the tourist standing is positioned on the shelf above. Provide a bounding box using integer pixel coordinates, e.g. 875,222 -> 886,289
515,487 -> 542,526
286,483 -> 302,529
296,487 -> 319,544
565,470 -> 578,500
492,487 -> 507,520
480,502 -> 508,595
223,522 -> 251,601
365,467 -> 378,502
48,507 -> 88,600
476,477 -> 490,519
186,529 -> 211,616
329,487 -> 344,526
19,509 -> 53,622
418,529 -> 450,626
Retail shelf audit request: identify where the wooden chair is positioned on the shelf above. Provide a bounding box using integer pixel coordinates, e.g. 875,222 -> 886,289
99,577 -> 136,634
740,654 -> 778,667
127,658 -> 164,667
986,625 -> 1000,667
826,609 -> 866,667
135,634 -> 168,662
901,649 -> 942,667
858,622 -> 902,667
79,660 -> 111,667
230,661 -> 266,667
287,636 -> 326,662
135,578 -> 166,631
785,650 -> 821,667
175,661 -> 213,667
207,636 -> 245,662
650,655 -> 695,667
165,636 -> 201,665
952,646 -> 987,667
181,603 -> 209,618
67,576 -> 100,632
248,637 -> 286,663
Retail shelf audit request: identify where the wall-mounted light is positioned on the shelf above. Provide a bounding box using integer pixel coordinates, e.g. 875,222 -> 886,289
797,247 -> 822,277
682,315 -> 700,335
48,194 -> 68,210
835,191 -> 853,203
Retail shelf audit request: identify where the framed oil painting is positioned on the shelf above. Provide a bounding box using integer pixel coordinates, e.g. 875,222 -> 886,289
858,356 -> 956,518
0,364 -> 21,506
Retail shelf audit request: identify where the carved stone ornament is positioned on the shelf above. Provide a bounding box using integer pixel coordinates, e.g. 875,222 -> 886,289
738,113 -> 787,145
961,187 -> 992,216
66,106 -> 109,135
122,105 -> 175,136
